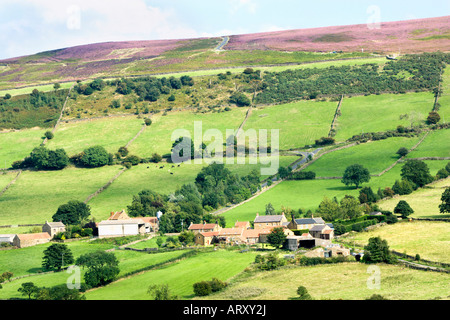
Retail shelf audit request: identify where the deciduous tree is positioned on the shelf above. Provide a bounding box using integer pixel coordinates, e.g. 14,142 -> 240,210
342,164 -> 371,189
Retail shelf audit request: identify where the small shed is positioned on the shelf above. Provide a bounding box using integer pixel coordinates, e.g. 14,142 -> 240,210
0,234 -> 15,245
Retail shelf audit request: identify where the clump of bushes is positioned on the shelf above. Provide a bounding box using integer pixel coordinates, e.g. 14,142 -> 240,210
287,171 -> 316,180
54,226 -> 93,240
254,253 -> 286,271
314,137 -> 335,146
193,278 -> 228,296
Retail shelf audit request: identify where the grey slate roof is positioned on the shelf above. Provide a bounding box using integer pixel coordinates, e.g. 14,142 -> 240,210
294,217 -> 325,225
310,224 -> 327,232
45,221 -> 65,228
254,215 -> 284,223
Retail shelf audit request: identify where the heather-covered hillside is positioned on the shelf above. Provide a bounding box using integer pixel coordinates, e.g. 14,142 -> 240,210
227,16 -> 450,53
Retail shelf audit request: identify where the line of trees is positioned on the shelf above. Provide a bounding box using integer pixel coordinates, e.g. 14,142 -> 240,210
255,52 -> 450,104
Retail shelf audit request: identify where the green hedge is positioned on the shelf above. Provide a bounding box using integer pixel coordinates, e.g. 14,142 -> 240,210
292,229 -> 310,236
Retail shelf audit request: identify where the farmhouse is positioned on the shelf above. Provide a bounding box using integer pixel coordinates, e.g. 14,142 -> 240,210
12,233 -> 52,248
254,213 -> 288,229
194,221 -> 276,246
234,221 -> 251,230
309,224 -> 334,240
188,222 -> 221,234
287,216 -> 326,230
217,228 -> 245,244
42,221 -> 66,237
195,231 -> 219,246
108,210 -> 131,220
258,225 -> 295,243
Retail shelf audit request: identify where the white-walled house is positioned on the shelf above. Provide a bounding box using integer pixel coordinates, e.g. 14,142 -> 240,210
98,219 -> 146,238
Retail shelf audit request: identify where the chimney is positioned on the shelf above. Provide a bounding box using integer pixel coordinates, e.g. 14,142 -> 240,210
291,214 -> 295,222
110,212 -> 114,217
256,213 -> 259,217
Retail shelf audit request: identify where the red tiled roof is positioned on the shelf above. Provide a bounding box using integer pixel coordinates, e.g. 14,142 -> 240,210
235,221 -> 249,228
108,210 -> 130,220
323,229 -> 333,234
130,217 -> 158,224
200,231 -> 219,237
188,223 -> 217,230
242,229 -> 263,238
218,228 -> 244,236
16,233 -> 51,240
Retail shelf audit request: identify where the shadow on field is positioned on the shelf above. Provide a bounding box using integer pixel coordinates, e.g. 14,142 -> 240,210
325,186 -> 356,191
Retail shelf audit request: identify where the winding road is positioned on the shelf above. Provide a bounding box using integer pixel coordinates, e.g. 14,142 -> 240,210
215,36 -> 230,51
260,148 -> 322,188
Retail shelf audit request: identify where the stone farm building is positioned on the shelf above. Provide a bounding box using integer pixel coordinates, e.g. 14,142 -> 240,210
193,219 -> 294,246
309,224 -> 334,240
288,217 -> 326,230
42,221 -> 66,237
253,213 -> 288,229
188,222 -> 221,234
1,221 -> 66,249
12,233 -> 52,248
304,244 -> 351,258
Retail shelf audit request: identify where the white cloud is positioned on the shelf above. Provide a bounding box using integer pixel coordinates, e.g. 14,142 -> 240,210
229,0 -> 258,15
21,0 -> 200,40
260,24 -> 290,33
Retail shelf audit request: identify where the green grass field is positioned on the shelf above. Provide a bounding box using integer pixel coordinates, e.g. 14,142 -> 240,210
305,136 -> 423,177
88,156 -> 298,221
129,108 -> 248,158
0,166 -> 123,225
0,171 -> 16,190
85,249 -> 258,300
0,240 -> 114,278
406,129 -> 450,159
0,128 -> 45,168
378,177 -> 450,219
243,100 -> 337,151
204,262 -> 450,300
0,246 -> 188,300
221,160 -> 448,225
149,56 -> 387,79
334,92 -> 434,141
128,236 -> 167,249
46,116 -> 145,156
0,82 -> 75,98
437,66 -> 450,122
344,221 -> 450,263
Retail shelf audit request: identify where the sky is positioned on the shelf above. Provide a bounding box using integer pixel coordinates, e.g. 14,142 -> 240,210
0,0 -> 449,59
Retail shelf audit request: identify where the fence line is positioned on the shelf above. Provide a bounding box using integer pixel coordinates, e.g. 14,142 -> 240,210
41,85 -> 75,146
84,168 -> 127,204
328,95 -> 343,137
0,170 -> 21,198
